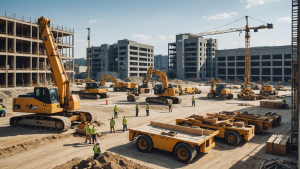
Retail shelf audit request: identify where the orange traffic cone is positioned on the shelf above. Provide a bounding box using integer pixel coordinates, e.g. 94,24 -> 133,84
106,100 -> 108,105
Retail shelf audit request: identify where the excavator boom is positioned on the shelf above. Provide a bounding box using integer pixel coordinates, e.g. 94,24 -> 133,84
143,67 -> 168,88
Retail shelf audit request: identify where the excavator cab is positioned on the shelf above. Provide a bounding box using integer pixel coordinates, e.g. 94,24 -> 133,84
34,87 -> 59,104
216,84 -> 226,93
154,84 -> 164,95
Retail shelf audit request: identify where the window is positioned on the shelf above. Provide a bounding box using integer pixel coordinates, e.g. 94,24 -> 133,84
130,67 -> 137,71
119,52 -> 126,55
130,51 -> 138,55
119,46 -> 126,50
284,61 -> 291,66
151,49 -> 153,52
139,58 -> 147,61
130,46 -> 138,50
273,61 -> 282,66
185,42 -> 196,46
130,62 -> 138,65
262,55 -> 271,59
228,68 -> 235,75
185,53 -> 196,56
284,68 -> 291,75
262,68 -> 271,75
185,48 -> 196,52
228,62 -> 235,66
251,62 -> 260,66
218,57 -> 225,61
237,62 -> 245,66
139,47 -> 147,51
262,61 -> 271,66
273,77 -> 282,81
185,57 -> 197,62
284,54 -> 291,59
120,62 -> 124,65
273,54 -> 282,59
148,49 -> 150,52
237,56 -> 245,60
218,62 -> 226,67
236,68 -> 245,75
218,68 -> 226,74
273,68 -> 282,75
200,48 -> 202,51
251,68 -> 260,75
185,67 -> 196,72
130,57 -> 138,60
200,42 -> 202,46
139,68 -> 147,71
139,63 -> 147,66
185,62 -> 197,66
139,52 -> 147,56
130,73 -> 137,76
251,55 -> 260,60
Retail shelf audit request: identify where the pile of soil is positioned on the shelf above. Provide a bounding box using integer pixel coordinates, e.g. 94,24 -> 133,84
123,76 -> 144,85
54,152 -> 153,169
0,133 -> 76,159
0,88 -> 34,104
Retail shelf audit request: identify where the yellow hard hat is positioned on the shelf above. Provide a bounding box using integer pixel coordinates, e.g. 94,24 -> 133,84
124,115 -> 126,117
112,116 -> 114,118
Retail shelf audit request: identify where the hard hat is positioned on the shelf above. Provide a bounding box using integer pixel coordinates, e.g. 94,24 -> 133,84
93,124 -> 96,126
112,116 -> 114,118
88,123 -> 90,125
147,103 -> 148,104
124,115 -> 126,117
97,140 -> 100,144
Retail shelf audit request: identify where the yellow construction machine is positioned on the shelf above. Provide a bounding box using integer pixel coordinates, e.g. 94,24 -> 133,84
260,85 -> 278,96
141,67 -> 182,104
75,79 -> 83,85
76,82 -> 109,99
207,78 -> 233,100
101,74 -> 138,92
11,16 -> 96,132
177,85 -> 201,95
85,78 -> 97,83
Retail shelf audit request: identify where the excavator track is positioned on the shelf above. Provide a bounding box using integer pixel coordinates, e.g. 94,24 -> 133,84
145,97 -> 182,104
10,114 -> 71,132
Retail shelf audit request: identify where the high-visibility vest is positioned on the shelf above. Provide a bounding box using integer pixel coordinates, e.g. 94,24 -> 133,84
92,127 -> 97,134
282,98 -> 286,104
136,105 -> 139,110
192,97 -> 195,101
110,119 -> 115,126
114,106 -> 118,112
123,118 -> 127,125
146,105 -> 149,110
85,126 -> 90,134
0,105 -> 2,110
169,102 -> 172,106
94,145 -> 100,154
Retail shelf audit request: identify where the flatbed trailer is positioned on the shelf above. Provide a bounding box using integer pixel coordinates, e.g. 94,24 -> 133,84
176,115 -> 255,146
207,111 -> 276,134
128,121 -> 219,163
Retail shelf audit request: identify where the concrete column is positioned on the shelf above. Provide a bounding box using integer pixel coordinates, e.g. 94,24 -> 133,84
5,55 -> 8,88
62,33 -> 63,44
5,20 -> 7,35
13,55 -> 16,70
30,73 -> 32,87
44,72 -> 46,86
5,38 -> 7,52
13,22 -> 16,36
30,25 -> 32,38
13,72 -> 16,87
282,54 -> 284,82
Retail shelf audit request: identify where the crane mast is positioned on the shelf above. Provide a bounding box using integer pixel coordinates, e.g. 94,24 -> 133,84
87,28 -> 91,79
245,16 -> 250,89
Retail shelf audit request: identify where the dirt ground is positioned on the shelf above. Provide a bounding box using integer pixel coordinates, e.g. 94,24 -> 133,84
0,83 -> 297,169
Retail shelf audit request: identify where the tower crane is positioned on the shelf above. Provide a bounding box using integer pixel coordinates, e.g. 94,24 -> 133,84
190,16 -> 273,100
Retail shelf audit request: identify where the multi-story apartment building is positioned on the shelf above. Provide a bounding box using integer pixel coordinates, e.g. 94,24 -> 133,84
74,57 -> 87,66
215,45 -> 291,82
0,11 -> 74,88
168,34 -> 218,80
154,54 -> 168,72
88,39 -> 154,79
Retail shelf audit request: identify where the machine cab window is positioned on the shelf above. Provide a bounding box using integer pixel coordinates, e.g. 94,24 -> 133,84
34,88 -> 59,104
154,85 -> 163,94
216,84 -> 226,93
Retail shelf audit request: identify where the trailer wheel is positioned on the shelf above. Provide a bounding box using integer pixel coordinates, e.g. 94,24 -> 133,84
174,143 -> 197,163
136,135 -> 153,153
250,123 -> 260,134
225,131 -> 241,146
207,93 -> 213,99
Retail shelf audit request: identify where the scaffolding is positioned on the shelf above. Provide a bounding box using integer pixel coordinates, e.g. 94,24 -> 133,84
291,0 -> 299,151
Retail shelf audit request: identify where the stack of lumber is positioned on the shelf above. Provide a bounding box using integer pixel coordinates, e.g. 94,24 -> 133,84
266,134 -> 290,156
150,121 -> 211,136
260,101 -> 282,109
190,114 -> 232,126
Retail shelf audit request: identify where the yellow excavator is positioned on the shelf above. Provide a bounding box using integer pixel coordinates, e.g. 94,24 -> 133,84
140,67 -> 182,104
10,16 -> 96,132
101,74 -> 138,92
207,77 -> 233,100
260,81 -> 278,96
176,85 -> 201,95
75,79 -> 83,85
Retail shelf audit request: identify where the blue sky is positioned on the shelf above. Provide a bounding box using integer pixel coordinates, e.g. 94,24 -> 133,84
2,0 -> 291,58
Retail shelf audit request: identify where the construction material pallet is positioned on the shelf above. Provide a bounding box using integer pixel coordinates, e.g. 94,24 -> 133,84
177,114 -> 255,146
128,121 -> 219,163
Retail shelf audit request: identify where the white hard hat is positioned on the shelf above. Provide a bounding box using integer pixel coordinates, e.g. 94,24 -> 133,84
97,140 -> 100,144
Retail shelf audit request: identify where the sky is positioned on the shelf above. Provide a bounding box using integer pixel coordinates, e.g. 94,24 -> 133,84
1,0 -> 291,58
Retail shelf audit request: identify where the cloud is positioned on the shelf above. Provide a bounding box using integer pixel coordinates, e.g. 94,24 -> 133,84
156,35 -> 166,41
169,35 -> 175,40
203,12 -> 237,20
89,20 -> 101,23
75,39 -> 85,42
240,0 -> 279,8
132,34 -> 152,41
277,17 -> 291,22
146,21 -> 154,23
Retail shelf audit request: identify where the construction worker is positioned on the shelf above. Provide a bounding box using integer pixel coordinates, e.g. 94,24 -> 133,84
110,116 -> 115,133
192,95 -> 195,107
136,103 -> 139,117
123,115 -> 127,132
282,97 -> 287,109
0,104 -> 5,117
93,140 -> 101,159
91,124 -> 97,144
169,101 -> 172,113
114,105 -> 118,119
85,123 -> 92,144
146,103 -> 149,116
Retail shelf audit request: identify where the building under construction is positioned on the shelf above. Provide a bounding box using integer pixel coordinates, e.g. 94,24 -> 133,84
0,11 -> 74,88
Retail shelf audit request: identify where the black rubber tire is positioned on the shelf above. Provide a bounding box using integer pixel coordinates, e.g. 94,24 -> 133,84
122,87 -> 127,92
225,131 -> 241,146
136,135 -> 153,153
227,94 -> 233,100
146,98 -> 150,102
113,87 -> 117,91
207,93 -> 214,99
221,95 -> 226,100
174,143 -> 197,163
250,123 -> 260,135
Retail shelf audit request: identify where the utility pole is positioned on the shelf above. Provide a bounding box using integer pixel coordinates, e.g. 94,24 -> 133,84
87,28 -> 90,79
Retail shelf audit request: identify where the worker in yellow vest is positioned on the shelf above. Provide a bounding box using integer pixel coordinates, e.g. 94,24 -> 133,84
114,105 -> 118,119
169,102 -> 172,113
93,140 -> 101,159
146,103 -> 149,116
110,116 -> 115,133
91,124 -> 97,144
282,97 -> 287,109
136,103 -> 139,117
192,95 -> 195,107
85,123 -> 91,144
123,115 -> 127,132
